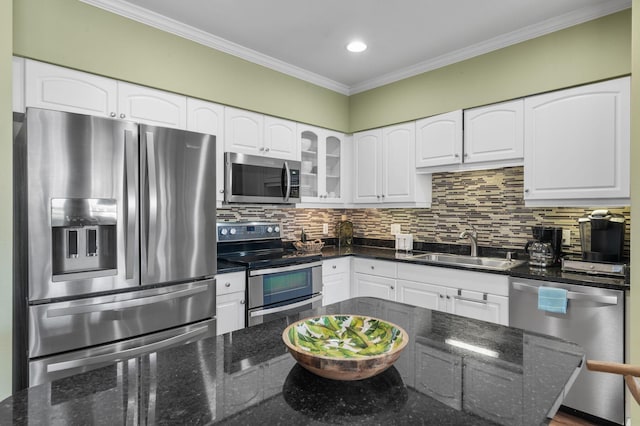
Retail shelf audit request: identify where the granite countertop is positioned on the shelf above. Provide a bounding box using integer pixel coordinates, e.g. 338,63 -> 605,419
0,297 -> 584,425
320,244 -> 630,291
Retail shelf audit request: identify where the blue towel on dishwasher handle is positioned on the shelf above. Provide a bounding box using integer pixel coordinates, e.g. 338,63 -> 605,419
537,286 -> 568,314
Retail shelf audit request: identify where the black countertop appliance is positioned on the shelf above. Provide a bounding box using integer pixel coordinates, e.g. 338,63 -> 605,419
525,225 -> 563,267
579,209 -> 625,262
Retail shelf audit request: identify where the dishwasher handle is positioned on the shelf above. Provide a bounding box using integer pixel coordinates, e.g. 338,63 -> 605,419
511,282 -> 619,305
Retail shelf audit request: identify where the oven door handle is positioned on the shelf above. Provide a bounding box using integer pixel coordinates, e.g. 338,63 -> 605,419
249,261 -> 323,276
249,294 -> 323,318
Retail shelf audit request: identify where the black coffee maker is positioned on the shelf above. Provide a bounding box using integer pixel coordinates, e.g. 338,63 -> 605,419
525,226 -> 563,267
578,210 -> 625,262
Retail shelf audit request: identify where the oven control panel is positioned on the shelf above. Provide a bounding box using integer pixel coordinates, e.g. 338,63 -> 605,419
217,222 -> 281,242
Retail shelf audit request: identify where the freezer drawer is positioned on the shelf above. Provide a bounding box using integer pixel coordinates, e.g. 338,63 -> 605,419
29,280 -> 215,359
29,319 -> 215,386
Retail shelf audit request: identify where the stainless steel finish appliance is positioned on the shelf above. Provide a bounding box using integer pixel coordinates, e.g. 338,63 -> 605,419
510,278 -> 624,424
524,226 -> 563,267
217,222 -> 322,327
224,152 -> 301,204
14,108 -> 217,388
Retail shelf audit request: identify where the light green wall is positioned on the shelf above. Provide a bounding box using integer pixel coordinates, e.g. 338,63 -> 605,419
1,0 -> 13,401
12,0 -> 350,132
350,10 -> 631,132
631,1 -> 639,424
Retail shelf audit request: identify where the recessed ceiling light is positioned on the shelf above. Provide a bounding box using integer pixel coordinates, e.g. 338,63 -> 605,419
346,41 -> 367,53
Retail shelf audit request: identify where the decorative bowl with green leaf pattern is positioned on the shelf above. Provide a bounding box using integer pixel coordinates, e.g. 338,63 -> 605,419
282,315 -> 408,381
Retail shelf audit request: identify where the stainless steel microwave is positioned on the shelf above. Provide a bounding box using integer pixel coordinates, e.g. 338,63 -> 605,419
224,152 -> 301,204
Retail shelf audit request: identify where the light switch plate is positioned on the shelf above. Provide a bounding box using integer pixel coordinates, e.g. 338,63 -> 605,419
322,223 -> 329,234
390,224 -> 401,234
562,229 -> 571,246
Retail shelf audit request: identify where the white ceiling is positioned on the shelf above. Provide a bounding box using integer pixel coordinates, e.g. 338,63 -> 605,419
82,0 -> 630,95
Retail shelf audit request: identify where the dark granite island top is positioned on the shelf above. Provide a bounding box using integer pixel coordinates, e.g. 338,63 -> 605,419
0,298 -> 584,425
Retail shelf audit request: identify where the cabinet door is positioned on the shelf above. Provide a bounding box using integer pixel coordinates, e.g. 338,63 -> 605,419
396,280 -> 446,311
446,289 -> 508,325
415,342 -> 463,410
25,59 -> 117,117
186,98 -> 225,203
353,273 -> 396,300
524,77 -> 630,205
224,107 -> 264,155
12,57 -> 25,113
464,358 -> 523,426
264,116 -> 298,160
464,99 -> 524,164
216,292 -> 246,335
353,129 -> 382,203
117,82 -> 187,128
415,110 -> 462,168
300,126 -> 322,199
382,123 -> 415,203
323,131 -> 344,202
322,272 -> 350,306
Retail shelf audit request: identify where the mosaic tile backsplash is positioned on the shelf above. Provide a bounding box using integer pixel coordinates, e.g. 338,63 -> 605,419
217,166 -> 630,259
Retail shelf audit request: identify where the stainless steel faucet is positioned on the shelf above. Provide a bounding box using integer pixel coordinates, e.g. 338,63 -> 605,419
459,229 -> 478,257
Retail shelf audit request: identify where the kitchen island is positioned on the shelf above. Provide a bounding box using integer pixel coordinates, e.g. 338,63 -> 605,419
0,297 -> 584,425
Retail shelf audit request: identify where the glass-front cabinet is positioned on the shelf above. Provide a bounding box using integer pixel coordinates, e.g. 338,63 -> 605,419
299,125 -> 346,204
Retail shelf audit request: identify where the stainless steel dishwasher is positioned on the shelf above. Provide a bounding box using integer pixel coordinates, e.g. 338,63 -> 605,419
509,278 -> 624,425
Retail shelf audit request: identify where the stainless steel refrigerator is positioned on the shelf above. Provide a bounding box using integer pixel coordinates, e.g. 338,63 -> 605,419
13,108 -> 217,388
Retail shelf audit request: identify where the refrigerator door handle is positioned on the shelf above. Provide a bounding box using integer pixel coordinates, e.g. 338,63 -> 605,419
511,282 -> 619,305
46,325 -> 210,373
146,131 -> 159,276
46,284 -> 210,318
124,129 -> 137,280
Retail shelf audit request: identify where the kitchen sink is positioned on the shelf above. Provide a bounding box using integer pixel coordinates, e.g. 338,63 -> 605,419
408,252 -> 525,271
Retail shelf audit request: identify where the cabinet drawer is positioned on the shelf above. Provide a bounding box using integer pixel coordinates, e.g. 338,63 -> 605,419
216,271 -> 246,296
353,258 -> 397,277
322,257 -> 350,275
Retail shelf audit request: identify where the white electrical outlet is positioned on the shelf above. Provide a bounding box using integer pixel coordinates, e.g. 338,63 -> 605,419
322,223 -> 329,235
562,229 -> 571,246
390,224 -> 401,234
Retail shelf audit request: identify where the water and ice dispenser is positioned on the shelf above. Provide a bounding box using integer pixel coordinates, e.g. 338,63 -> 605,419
51,198 -> 118,280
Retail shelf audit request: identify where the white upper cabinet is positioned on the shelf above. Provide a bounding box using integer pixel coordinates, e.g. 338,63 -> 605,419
186,98 -> 225,204
25,59 -> 187,128
382,123 -> 416,203
12,57 -> 25,113
353,122 -> 431,206
25,59 -> 118,117
224,107 -> 298,160
117,82 -> 187,128
415,110 -> 462,169
523,77 -> 630,206
463,99 -> 524,166
299,124 -> 347,204
264,116 -> 299,160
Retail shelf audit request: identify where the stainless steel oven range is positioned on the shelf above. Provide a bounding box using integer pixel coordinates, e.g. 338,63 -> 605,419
217,222 -> 322,327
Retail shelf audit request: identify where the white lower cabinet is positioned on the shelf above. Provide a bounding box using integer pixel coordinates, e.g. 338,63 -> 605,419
215,271 -> 246,335
396,262 -> 509,325
446,288 -> 508,326
322,258 -> 351,306
352,258 -> 398,300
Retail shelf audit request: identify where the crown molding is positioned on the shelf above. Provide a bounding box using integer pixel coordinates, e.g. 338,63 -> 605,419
349,1 -> 631,94
80,0 -> 351,95
81,0 -> 630,96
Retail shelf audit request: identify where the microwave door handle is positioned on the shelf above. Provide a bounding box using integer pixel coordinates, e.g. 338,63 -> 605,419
145,131 -> 158,276
283,161 -> 291,201
124,129 -> 136,280
46,325 -> 210,373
